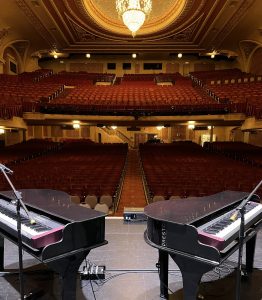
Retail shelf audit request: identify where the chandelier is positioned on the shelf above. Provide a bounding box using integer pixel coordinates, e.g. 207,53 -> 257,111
116,0 -> 152,37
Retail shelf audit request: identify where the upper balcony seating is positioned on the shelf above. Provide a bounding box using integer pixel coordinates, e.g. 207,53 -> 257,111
0,70 -> 260,118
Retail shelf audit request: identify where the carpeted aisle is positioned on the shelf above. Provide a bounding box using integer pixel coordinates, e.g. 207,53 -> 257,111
115,149 -> 147,216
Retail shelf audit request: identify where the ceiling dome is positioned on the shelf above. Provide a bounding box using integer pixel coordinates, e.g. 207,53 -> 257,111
82,0 -> 186,36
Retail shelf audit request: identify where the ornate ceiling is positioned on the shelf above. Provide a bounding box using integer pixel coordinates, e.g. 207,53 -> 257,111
2,0 -> 262,57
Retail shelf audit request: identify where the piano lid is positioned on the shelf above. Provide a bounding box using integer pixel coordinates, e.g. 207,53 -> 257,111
144,191 -> 249,225
0,189 -> 105,222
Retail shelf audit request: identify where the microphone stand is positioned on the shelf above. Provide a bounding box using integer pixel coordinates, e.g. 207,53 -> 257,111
0,165 -> 26,300
234,179 -> 262,300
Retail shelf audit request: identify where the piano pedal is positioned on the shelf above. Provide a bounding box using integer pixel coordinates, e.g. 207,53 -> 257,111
197,294 -> 204,299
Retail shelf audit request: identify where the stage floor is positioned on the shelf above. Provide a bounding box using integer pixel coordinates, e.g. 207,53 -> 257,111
1,218 -> 261,299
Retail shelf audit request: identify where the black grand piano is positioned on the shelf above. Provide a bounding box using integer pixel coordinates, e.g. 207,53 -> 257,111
0,189 -> 107,300
144,191 -> 262,300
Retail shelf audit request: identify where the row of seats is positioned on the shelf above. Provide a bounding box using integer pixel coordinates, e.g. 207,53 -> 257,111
0,139 -> 60,164
204,141 -> 262,167
139,142 -> 262,200
0,140 -> 128,202
46,71 -> 115,84
205,81 -> 262,119
0,70 -> 261,119
189,69 -> 262,119
190,69 -> 259,85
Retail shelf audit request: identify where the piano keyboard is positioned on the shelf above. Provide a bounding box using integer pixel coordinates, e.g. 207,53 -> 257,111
0,199 -> 64,249
198,201 -> 262,250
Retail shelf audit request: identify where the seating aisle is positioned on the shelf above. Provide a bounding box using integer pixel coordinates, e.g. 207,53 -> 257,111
115,149 -> 147,216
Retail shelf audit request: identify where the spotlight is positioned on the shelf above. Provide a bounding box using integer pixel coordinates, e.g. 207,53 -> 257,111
132,53 -> 137,58
111,125 -> 117,130
86,53 -> 91,58
177,53 -> 182,58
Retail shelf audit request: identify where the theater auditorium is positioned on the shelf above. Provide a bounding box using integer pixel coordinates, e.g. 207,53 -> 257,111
0,0 -> 261,299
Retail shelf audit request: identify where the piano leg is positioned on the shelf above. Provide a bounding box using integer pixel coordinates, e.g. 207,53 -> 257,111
45,250 -> 90,300
159,250 -> 169,299
245,233 -> 257,273
170,254 -> 214,300
0,235 -> 3,271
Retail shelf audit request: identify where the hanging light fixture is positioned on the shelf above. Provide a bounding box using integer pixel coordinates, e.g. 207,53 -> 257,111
116,0 -> 152,37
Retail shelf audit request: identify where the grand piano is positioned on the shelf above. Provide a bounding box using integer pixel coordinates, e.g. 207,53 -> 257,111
144,190 -> 262,300
0,189 -> 107,300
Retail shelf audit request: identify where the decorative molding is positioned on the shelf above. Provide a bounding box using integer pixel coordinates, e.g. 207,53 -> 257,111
66,16 -> 97,42
0,28 -> 9,44
171,15 -> 203,42
74,0 -> 205,38
13,41 -> 30,60
206,0 -> 255,50
15,0 -> 55,47
239,40 -> 259,59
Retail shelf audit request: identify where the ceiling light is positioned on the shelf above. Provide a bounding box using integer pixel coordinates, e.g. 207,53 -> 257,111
0,128 -> 5,134
132,53 -> 137,58
156,126 -> 164,130
111,125 -> 117,130
116,0 -> 152,37
177,53 -> 182,58
72,120 -> 80,129
211,54 -> 215,59
53,54 -> 58,59
208,126 -> 212,130
86,53 -> 91,58
188,121 -> 195,130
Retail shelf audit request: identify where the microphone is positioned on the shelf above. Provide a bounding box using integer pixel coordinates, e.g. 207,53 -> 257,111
230,210 -> 239,222
30,219 -> 36,225
12,191 -> 37,225
0,163 -> 13,174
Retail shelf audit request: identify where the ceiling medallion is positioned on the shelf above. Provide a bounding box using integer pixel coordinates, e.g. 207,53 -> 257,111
116,0 -> 152,37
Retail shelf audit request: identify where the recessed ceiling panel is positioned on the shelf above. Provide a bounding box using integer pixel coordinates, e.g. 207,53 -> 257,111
82,0 -> 186,36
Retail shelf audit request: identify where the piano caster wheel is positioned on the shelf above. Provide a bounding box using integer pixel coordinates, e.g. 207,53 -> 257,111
197,294 -> 204,299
